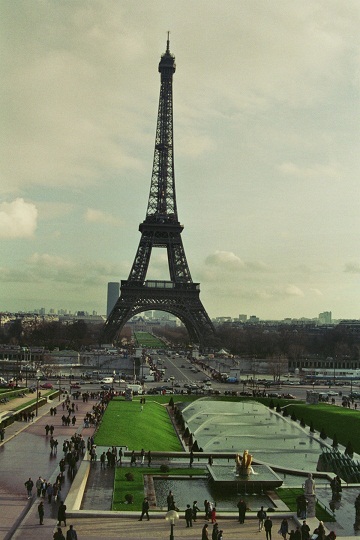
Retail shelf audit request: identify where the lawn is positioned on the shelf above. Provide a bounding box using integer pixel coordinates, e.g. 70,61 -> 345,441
94,398 -> 183,450
134,331 -> 166,349
281,402 -> 360,454
276,488 -> 335,522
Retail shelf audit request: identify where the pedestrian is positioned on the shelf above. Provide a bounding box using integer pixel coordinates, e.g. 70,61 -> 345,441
211,522 -> 219,540
185,504 -> 193,527
100,451 -> 106,469
301,520 -> 310,540
118,447 -> 123,466
237,498 -> 247,523
139,497 -> 150,521
53,527 -> 65,540
264,516 -> 272,540
140,448 -> 145,465
66,524 -> 78,540
36,476 -> 43,497
208,455 -> 213,466
189,449 -> 194,468
38,501 -> 44,525
47,482 -> 54,503
218,530 -> 224,540
130,450 -> 136,466
202,523 -> 209,540
294,526 -> 302,540
0,426 -> 5,441
147,450 -> 152,467
210,505 -> 216,523
192,500 -> 200,522
167,490 -> 174,511
257,506 -> 267,532
24,477 -> 34,499
58,501 -> 67,526
280,518 -> 289,540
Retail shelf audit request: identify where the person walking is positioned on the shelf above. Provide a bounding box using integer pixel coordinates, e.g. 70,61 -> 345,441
280,518 -> 289,540
264,516 -> 272,540
185,504 -> 193,527
167,490 -> 174,511
139,497 -> 150,521
192,500 -> 200,522
66,524 -> 78,540
24,477 -> 34,499
237,498 -> 247,523
301,520 -> 310,540
147,450 -> 152,467
202,523 -> 209,540
211,522 -> 219,540
257,506 -> 267,532
53,527 -> 65,540
38,501 -> 44,525
58,501 -> 67,526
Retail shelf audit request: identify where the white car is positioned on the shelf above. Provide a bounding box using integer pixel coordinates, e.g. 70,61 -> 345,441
100,377 -> 114,384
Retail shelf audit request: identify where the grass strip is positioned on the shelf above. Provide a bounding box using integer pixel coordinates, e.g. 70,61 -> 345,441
276,488 -> 335,522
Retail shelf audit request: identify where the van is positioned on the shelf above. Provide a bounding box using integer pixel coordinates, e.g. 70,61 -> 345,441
126,384 -> 143,395
101,377 -> 114,384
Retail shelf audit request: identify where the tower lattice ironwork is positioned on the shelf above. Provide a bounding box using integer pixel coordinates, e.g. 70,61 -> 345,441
103,37 -> 215,345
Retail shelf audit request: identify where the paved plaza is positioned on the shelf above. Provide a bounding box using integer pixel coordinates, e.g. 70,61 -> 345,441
0,393 -> 358,540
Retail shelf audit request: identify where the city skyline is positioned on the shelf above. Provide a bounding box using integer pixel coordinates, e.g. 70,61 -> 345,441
1,2 -> 360,320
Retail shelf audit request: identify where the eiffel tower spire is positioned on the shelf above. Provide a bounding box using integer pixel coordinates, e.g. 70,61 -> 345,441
103,38 -> 215,346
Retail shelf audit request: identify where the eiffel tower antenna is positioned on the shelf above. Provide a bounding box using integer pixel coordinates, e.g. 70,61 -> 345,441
103,38 -> 215,346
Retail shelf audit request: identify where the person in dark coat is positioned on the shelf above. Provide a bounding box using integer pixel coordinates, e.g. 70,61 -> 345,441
237,498 -> 247,523
38,501 -> 44,525
202,523 -> 209,540
53,527 -> 65,540
57,501 -> 67,526
264,516 -> 273,540
139,497 -> 150,521
185,504 -> 193,527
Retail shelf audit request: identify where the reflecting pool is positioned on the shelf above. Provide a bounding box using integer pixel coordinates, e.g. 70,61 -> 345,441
181,399 -> 325,471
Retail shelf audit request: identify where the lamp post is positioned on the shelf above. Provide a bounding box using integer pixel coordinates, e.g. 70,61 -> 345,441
35,376 -> 40,417
165,510 -> 179,540
58,375 -> 61,401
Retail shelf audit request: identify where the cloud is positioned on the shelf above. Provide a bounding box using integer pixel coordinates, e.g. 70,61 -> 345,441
85,208 -> 123,226
0,198 -> 38,238
204,251 -> 269,273
344,262 -> 360,273
278,162 -> 341,180
0,252 -> 123,286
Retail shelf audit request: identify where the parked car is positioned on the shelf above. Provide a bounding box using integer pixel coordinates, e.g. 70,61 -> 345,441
40,382 -> 53,389
70,383 -> 81,389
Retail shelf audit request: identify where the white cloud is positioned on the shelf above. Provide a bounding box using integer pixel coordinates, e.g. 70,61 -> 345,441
204,251 -> 269,273
85,208 -> 123,226
278,161 -> 341,180
0,198 -> 38,238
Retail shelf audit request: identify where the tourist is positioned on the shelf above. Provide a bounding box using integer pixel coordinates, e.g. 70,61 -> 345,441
211,522 -> 219,540
130,450 -> 136,466
301,520 -> 310,540
211,505 -> 217,523
237,498 -> 247,523
139,497 -> 150,521
66,524 -> 78,540
185,504 -> 193,527
202,523 -> 209,540
192,500 -> 200,522
189,449 -> 194,468
38,501 -> 44,525
264,516 -> 272,540
280,518 -> 289,539
24,477 -> 34,499
294,526 -> 301,540
53,527 -> 65,540
257,506 -> 267,531
36,476 -> 43,497
167,490 -> 174,511
147,450 -> 152,467
58,501 -> 67,526
218,530 -> 224,540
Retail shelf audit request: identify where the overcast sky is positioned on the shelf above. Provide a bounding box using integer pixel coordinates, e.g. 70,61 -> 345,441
1,1 -> 360,320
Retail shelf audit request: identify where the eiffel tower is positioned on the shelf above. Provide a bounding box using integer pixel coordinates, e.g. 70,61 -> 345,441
103,37 -> 215,346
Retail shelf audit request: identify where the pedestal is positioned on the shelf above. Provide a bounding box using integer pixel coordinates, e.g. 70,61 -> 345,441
307,494 -> 316,518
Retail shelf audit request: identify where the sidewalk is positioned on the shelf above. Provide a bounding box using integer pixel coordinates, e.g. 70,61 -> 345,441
0,393 -> 96,540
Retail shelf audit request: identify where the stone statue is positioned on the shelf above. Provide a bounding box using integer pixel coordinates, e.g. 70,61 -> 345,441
304,473 -> 315,495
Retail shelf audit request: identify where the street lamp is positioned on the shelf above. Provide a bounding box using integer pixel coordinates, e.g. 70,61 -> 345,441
58,375 -> 61,401
35,376 -> 40,417
165,510 -> 179,540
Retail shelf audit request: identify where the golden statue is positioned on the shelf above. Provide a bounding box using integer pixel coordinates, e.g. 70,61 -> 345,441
235,450 -> 253,476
